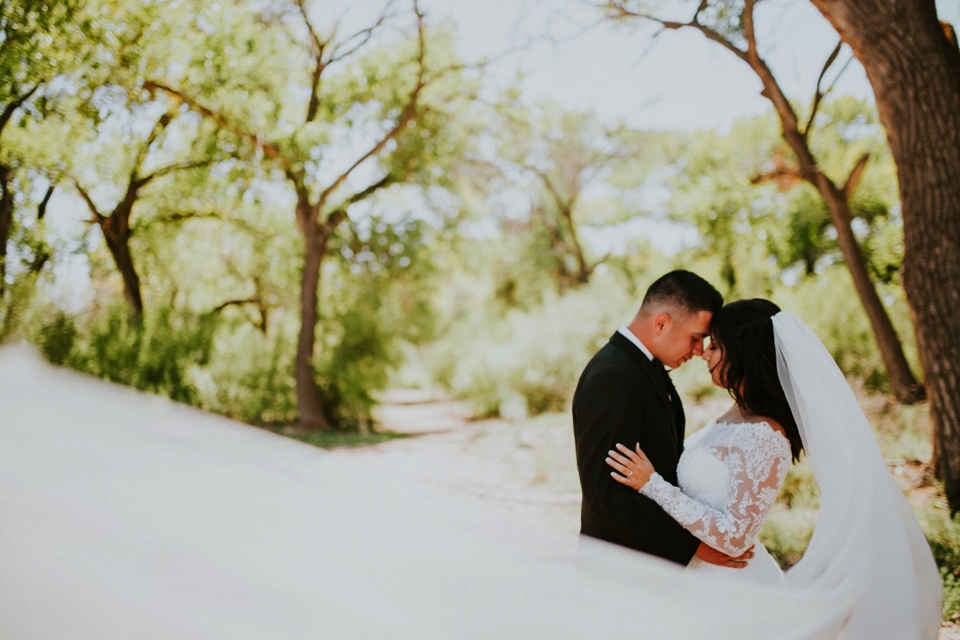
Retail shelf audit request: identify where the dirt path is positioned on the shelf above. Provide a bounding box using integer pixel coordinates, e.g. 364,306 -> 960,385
325,389 -> 583,559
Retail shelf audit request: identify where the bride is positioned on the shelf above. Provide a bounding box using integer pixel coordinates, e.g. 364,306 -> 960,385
605,299 -> 943,632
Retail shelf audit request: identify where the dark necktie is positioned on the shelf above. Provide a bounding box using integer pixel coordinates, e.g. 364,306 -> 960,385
653,359 -> 683,449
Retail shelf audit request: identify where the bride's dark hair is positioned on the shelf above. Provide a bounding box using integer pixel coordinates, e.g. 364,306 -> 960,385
711,299 -> 803,462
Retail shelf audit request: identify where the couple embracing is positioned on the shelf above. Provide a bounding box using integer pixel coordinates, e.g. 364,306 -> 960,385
572,270 -> 942,637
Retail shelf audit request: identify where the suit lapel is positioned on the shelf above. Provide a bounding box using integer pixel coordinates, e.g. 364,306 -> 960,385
609,333 -> 678,429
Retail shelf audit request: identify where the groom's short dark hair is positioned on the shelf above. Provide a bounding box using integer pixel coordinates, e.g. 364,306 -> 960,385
641,270 -> 723,318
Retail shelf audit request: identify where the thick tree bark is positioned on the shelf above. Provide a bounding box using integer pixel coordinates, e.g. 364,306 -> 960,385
294,231 -> 330,431
0,165 -> 12,299
293,195 -> 334,432
809,0 -> 960,510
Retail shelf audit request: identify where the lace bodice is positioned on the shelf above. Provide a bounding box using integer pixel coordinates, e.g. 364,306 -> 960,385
640,421 -> 791,556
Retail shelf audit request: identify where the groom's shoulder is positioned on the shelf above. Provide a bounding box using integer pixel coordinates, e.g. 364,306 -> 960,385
593,332 -> 639,362
583,334 -> 638,374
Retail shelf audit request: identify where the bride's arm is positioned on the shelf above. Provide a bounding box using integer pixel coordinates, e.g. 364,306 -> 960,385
607,427 -> 790,557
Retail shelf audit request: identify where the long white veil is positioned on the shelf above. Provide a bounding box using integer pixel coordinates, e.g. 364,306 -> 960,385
773,312 -> 942,637
0,329 -> 942,638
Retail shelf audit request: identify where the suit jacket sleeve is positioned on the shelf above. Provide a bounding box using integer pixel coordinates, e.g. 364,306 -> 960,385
574,367 -> 700,565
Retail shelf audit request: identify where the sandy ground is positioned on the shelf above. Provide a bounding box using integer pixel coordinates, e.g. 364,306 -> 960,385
329,389 -> 958,639
326,389 -> 583,559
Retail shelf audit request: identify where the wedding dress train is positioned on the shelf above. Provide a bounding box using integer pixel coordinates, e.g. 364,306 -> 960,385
0,316 -> 942,639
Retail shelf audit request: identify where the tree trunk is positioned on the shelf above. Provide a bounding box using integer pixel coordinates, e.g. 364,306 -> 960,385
818,181 -> 926,403
809,0 -> 960,511
0,165 -> 12,299
294,202 -> 333,432
99,207 -> 144,321
745,38 -> 925,404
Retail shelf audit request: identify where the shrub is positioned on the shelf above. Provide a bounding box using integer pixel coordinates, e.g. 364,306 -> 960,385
316,305 -> 399,432
191,315 -> 298,425
46,304 -> 218,405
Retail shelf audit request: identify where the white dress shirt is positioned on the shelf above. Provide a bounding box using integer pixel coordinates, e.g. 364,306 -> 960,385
618,325 -> 654,362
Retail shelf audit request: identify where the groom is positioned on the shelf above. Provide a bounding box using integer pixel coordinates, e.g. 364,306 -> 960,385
572,270 -> 750,568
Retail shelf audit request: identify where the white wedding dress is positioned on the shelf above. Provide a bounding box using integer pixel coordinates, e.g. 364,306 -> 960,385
642,420 -> 790,584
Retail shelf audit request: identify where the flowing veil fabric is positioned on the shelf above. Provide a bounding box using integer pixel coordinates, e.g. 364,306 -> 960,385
773,312 -> 942,638
0,334 -> 942,639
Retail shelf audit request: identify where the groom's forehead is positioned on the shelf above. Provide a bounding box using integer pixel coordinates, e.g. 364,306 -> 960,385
686,310 -> 714,332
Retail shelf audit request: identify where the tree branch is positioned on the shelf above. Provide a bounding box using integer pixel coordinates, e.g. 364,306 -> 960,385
297,0 -> 328,123
327,1 -> 396,64
0,83 -> 41,138
144,81 -> 290,171
137,158 -> 214,186
603,0 -> 748,61
37,184 -> 55,220
134,209 -> 224,233
743,0 -> 758,59
316,0 -> 426,206
69,178 -> 104,223
803,41 -> 843,137
842,153 -> 870,199
212,296 -> 258,313
331,173 -> 396,213
209,296 -> 269,333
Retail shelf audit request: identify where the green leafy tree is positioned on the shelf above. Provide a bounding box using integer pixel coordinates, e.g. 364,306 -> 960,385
0,0 -> 93,298
148,0 -> 474,430
68,101 -> 219,320
493,102 -> 625,292
603,0 -> 925,404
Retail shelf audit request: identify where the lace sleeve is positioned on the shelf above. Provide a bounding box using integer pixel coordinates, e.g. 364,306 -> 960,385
639,425 -> 791,556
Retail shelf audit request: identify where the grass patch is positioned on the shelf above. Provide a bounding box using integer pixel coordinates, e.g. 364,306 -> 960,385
277,429 -> 410,449
917,504 -> 960,622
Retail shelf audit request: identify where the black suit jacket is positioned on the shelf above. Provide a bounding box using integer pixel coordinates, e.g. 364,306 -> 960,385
572,331 -> 700,565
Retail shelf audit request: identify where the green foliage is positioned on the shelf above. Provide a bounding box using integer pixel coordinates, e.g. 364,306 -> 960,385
45,304 -> 218,405
38,311 -> 78,365
918,507 -> 960,621
316,304 -> 397,432
281,429 -> 409,450
311,214 -> 440,430
192,317 -> 298,425
662,99 -> 903,297
773,265 -> 919,392
428,271 -> 636,418
0,211 -> 56,343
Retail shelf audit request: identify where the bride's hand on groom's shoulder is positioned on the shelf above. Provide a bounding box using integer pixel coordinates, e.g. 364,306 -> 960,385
606,443 -> 654,491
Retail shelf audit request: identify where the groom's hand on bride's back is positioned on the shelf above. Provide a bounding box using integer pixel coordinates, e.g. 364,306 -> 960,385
694,542 -> 754,569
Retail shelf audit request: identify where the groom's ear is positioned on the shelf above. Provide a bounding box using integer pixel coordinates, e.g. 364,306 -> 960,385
653,313 -> 671,335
